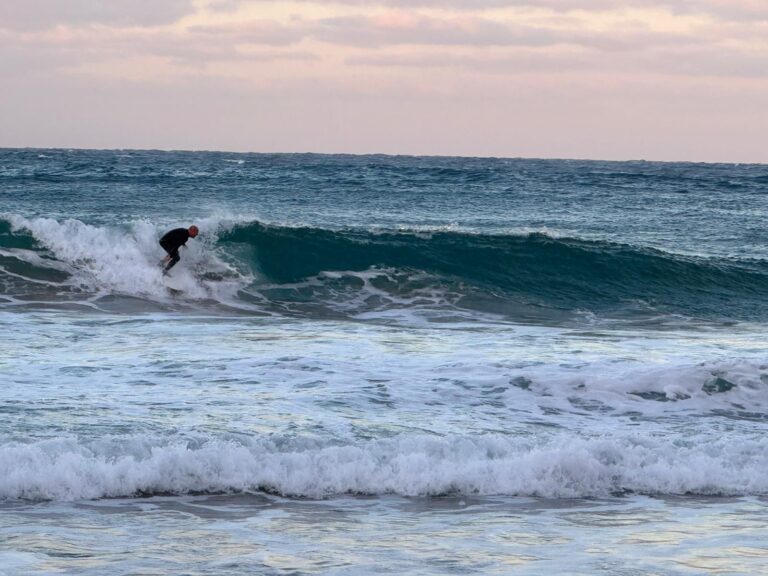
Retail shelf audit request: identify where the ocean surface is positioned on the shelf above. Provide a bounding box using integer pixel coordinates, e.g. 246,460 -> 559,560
2,148 -> 768,574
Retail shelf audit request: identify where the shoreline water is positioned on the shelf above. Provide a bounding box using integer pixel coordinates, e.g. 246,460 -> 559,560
3,494 -> 768,575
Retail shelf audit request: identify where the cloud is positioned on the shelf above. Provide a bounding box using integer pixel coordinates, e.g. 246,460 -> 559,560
311,12 -> 711,52
669,0 -> 768,20
188,21 -> 309,46
0,23 -> 314,81
1,0 -> 765,84
347,44 -> 768,79
206,0 -> 246,11
0,0 -> 195,31
347,51 -> 595,73
200,0 -> 768,22
313,14 -> 561,47
201,1 -> 768,11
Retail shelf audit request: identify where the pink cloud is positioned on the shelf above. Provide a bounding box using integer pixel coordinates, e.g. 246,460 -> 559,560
202,0 -> 768,20
189,20 -> 307,46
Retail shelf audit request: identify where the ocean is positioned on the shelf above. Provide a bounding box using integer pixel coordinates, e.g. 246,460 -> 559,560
2,148 -> 768,575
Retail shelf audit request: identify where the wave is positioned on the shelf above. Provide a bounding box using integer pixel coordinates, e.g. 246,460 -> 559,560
2,432 -> 768,501
4,215 -> 768,323
220,221 -> 768,322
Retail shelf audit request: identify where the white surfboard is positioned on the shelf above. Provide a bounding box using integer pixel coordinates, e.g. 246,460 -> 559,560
162,275 -> 185,294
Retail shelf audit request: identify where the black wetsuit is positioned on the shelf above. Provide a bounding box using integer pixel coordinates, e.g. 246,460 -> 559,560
160,228 -> 190,272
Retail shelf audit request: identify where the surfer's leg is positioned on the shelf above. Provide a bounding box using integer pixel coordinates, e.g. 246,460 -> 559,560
159,240 -> 173,267
163,250 -> 180,273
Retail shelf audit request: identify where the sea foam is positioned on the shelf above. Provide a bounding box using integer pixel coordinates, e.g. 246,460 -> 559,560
2,433 -> 767,501
4,215 -> 247,303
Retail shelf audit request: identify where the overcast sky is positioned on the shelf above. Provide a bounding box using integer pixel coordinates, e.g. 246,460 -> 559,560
1,0 -> 766,162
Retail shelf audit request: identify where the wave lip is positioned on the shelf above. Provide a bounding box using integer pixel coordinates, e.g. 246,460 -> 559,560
2,434 -> 768,502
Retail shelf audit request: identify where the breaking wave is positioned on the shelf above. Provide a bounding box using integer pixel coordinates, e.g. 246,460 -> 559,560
2,432 -> 768,501
3,215 -> 768,323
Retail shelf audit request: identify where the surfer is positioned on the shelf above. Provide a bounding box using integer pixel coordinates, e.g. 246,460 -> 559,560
159,225 -> 199,274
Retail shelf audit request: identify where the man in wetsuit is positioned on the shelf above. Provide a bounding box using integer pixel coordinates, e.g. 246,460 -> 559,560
160,225 -> 199,273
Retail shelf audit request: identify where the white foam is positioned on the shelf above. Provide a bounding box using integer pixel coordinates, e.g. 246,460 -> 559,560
6,215 -> 251,304
0,552 -> 42,576
504,357 -> 768,415
1,432 -> 767,501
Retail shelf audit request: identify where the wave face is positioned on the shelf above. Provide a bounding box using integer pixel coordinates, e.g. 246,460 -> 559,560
4,214 -> 768,324
221,222 -> 768,322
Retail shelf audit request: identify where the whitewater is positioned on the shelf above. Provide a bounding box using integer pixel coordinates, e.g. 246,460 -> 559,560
2,148 -> 768,575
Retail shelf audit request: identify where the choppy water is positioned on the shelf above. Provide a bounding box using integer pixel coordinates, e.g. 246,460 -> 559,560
2,148 -> 768,574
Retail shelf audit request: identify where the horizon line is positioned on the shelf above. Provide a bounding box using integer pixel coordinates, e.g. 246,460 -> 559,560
1,145 -> 764,167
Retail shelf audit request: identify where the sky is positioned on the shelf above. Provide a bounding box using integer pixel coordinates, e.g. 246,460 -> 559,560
0,0 -> 766,162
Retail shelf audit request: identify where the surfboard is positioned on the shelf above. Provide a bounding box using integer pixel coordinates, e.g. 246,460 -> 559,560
162,275 -> 185,294
162,267 -> 236,294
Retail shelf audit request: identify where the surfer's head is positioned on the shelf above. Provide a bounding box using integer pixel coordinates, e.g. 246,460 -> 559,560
188,225 -> 199,238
